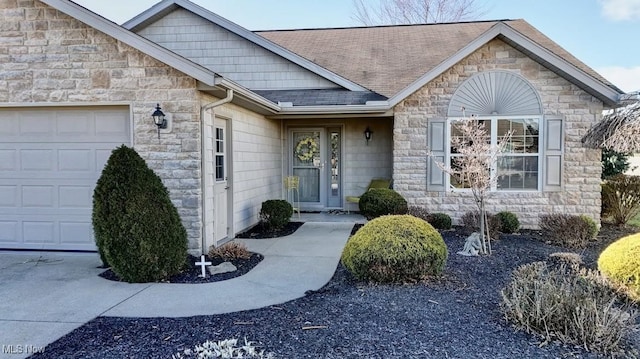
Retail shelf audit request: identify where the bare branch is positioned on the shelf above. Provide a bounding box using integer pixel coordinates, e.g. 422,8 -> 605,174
352,0 -> 487,26
427,117 -> 512,255
582,102 -> 640,152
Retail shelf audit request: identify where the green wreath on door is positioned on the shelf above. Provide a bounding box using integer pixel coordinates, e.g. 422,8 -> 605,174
295,137 -> 319,162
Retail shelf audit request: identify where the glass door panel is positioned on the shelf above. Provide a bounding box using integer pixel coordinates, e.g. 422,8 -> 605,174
327,128 -> 341,207
292,130 -> 322,203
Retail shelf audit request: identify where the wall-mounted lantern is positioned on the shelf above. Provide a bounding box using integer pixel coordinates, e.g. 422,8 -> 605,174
364,126 -> 373,145
152,103 -> 167,139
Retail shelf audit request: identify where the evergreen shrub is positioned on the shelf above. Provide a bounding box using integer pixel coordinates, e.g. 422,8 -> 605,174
341,215 -> 448,283
358,188 -> 408,220
92,145 -> 188,283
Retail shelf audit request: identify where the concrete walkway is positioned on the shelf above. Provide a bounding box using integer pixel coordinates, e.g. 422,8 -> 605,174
0,221 -> 355,359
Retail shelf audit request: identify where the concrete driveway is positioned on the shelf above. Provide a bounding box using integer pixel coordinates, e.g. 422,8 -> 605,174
0,221 -> 356,359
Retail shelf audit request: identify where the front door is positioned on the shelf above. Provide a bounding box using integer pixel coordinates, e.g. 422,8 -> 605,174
213,117 -> 229,245
290,128 -> 342,210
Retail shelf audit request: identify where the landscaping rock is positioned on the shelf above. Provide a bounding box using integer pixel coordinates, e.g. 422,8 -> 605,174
208,262 -> 237,276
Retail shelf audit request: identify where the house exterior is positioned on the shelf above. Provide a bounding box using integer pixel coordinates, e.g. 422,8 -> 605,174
0,0 -> 625,254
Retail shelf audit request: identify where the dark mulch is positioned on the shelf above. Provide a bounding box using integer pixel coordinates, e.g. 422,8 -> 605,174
235,221 -> 304,239
98,253 -> 264,284
33,226 -> 640,359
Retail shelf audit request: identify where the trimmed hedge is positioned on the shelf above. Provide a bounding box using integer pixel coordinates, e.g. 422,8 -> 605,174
428,212 -> 452,230
92,145 -> 187,283
358,188 -> 408,220
341,215 -> 448,283
598,232 -> 640,302
259,199 -> 293,231
496,211 -> 520,234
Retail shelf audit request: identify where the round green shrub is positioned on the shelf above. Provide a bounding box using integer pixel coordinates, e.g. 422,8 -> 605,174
496,211 -> 520,234
598,233 -> 640,302
259,199 -> 293,231
92,145 -> 188,283
358,188 -> 408,220
341,215 -> 448,283
428,212 -> 452,230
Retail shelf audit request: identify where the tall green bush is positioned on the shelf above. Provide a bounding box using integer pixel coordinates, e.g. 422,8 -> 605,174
358,188 -> 408,220
92,145 -> 187,283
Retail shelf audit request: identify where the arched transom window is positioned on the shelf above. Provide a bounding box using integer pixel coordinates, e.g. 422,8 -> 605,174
427,70 -> 562,192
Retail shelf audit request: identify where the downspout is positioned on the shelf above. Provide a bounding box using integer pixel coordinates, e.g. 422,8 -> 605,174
200,89 -> 234,254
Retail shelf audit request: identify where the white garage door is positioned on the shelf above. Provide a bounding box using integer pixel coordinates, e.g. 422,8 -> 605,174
0,106 -> 131,251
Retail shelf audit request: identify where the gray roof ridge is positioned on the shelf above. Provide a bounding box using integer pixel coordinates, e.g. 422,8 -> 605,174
254,19 -> 517,33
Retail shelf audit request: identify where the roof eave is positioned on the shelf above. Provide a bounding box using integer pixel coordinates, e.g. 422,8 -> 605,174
42,0 -> 219,86
387,22 -> 623,108
209,78 -> 281,113
123,0 -> 368,92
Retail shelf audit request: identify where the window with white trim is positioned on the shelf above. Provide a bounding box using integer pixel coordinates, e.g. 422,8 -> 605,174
447,116 -> 541,191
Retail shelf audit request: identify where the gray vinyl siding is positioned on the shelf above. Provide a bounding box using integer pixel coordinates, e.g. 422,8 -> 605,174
135,9 -> 340,90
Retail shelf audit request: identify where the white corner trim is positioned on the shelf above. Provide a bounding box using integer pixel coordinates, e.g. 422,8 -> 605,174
387,22 -> 621,107
42,0 -> 219,86
123,0 -> 367,92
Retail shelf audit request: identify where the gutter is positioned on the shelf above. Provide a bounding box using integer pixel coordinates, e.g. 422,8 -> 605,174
200,89 -> 234,254
214,78 -> 280,113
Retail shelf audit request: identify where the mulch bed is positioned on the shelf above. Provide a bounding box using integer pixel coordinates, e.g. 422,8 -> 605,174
98,221 -> 307,284
98,253 -> 264,284
36,224 -> 640,358
235,221 -> 304,239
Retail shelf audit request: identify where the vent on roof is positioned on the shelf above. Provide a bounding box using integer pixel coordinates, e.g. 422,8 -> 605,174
447,70 -> 542,117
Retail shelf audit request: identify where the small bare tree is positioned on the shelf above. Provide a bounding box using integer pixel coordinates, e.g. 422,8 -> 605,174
428,117 -> 511,254
352,0 -> 486,26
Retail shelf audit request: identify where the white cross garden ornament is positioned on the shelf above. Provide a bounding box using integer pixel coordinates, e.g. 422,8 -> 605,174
195,255 -> 212,278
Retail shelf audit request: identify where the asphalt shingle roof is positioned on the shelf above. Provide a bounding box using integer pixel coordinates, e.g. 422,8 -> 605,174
257,19 -> 619,98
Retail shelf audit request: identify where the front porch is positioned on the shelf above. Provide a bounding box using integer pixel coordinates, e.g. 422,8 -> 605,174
282,117 -> 394,213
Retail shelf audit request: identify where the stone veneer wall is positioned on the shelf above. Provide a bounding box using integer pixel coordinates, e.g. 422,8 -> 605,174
393,39 -> 604,228
1,1 -> 203,249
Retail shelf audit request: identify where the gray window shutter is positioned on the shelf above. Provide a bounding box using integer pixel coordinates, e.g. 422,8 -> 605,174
427,118 -> 446,192
543,116 -> 563,192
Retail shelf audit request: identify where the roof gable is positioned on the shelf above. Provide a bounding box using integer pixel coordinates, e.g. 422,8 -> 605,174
124,0 -> 367,92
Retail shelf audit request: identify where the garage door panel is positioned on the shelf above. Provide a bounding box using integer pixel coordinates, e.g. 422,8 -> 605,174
0,112 -> 18,136
0,150 -> 17,170
0,106 -> 130,251
23,221 -> 55,244
22,185 -> 55,208
21,149 -> 54,171
56,111 -> 93,136
19,112 -> 54,136
59,185 -> 93,208
0,221 -> 19,242
96,149 -> 113,171
59,222 -> 93,244
0,185 -> 18,206
58,149 -> 92,171
95,111 -> 130,137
